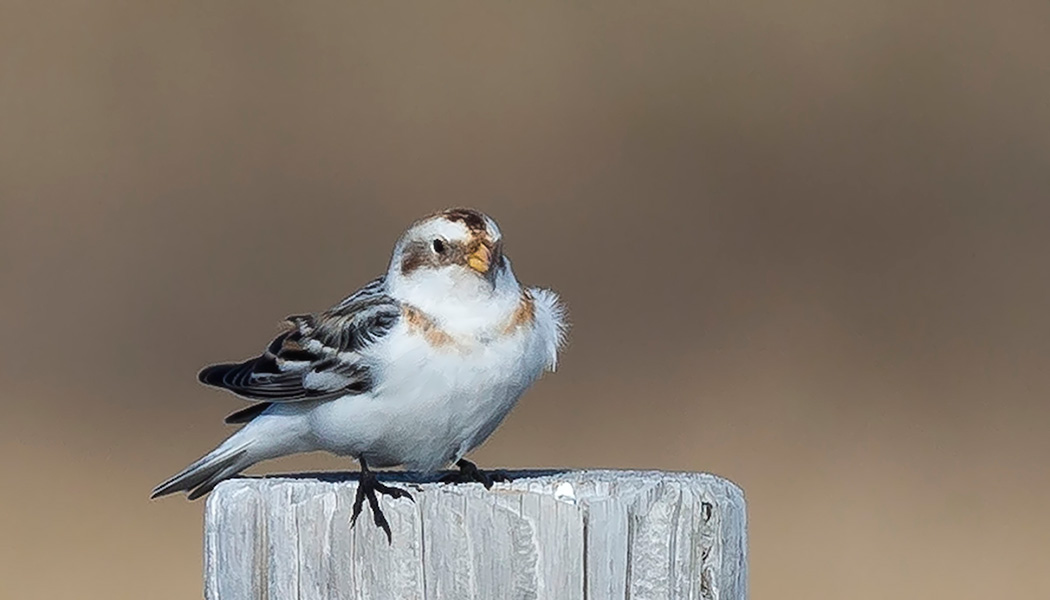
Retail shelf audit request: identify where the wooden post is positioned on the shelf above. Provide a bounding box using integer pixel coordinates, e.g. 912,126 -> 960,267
205,470 -> 747,600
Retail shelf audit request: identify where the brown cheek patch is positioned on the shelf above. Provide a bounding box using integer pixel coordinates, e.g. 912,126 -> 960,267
403,305 -> 458,349
448,241 -> 470,266
502,290 -> 536,335
399,241 -> 433,275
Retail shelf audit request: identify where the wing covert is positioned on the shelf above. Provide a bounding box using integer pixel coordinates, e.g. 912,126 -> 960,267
199,277 -> 399,404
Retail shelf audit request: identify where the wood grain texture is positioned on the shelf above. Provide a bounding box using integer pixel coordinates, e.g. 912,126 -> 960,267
205,470 -> 747,600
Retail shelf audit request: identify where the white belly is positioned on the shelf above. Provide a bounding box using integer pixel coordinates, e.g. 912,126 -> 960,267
307,319 -> 548,471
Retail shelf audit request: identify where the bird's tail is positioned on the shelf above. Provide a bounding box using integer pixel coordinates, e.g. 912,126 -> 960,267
150,437 -> 256,500
152,403 -> 311,500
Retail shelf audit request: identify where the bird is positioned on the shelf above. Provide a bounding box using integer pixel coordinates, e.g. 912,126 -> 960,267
151,208 -> 567,541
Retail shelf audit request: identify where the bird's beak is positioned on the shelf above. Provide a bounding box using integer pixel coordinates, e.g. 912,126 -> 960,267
467,243 -> 492,274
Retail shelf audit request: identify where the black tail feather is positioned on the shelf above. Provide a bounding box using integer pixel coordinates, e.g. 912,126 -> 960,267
224,402 -> 272,424
150,444 -> 250,500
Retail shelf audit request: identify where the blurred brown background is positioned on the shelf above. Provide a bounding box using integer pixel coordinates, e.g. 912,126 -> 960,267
2,1 -> 1048,598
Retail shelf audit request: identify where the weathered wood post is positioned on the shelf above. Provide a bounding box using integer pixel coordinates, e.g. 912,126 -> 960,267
205,470 -> 747,599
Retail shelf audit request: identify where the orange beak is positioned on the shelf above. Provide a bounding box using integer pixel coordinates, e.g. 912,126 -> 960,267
467,243 -> 492,273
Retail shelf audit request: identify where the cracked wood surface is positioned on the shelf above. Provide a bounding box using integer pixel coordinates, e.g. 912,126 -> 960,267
205,470 -> 747,600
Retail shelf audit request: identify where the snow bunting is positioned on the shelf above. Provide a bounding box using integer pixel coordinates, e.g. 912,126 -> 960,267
152,208 -> 567,540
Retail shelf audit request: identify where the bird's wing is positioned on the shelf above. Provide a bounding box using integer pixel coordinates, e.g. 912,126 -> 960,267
199,277 -> 400,404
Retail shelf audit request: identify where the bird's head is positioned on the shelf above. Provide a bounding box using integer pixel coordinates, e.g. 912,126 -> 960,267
388,208 -> 511,301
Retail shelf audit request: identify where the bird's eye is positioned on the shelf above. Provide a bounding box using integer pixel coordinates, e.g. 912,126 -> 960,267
432,239 -> 446,254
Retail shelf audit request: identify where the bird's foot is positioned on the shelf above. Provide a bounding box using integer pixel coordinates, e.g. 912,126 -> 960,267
350,464 -> 414,543
440,459 -> 513,490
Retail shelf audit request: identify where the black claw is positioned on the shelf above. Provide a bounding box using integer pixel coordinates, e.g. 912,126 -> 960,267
489,471 -> 513,483
375,481 -> 415,501
440,459 -> 513,489
350,485 -> 366,527
365,486 -> 391,543
349,458 -> 412,544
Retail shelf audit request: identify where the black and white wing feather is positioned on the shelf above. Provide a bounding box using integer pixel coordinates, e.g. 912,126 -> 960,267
198,278 -> 399,422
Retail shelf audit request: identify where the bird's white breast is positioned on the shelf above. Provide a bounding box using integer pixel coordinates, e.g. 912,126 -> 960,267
308,287 -> 563,471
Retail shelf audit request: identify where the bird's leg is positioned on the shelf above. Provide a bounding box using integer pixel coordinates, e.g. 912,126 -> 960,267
439,458 -> 513,489
350,456 -> 414,543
